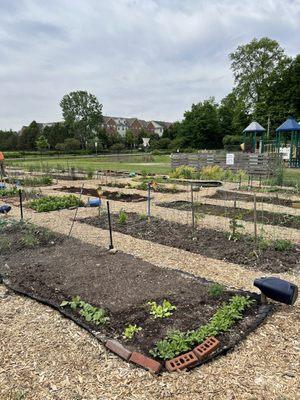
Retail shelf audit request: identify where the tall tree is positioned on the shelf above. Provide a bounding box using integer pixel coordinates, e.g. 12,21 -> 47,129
36,135 -> 49,152
60,91 -> 103,147
230,37 -> 290,109
43,123 -> 71,149
18,121 -> 40,150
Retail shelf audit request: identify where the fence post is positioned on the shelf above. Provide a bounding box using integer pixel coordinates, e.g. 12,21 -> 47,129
107,201 -> 114,249
191,184 -> 195,231
147,183 -> 151,220
19,189 -> 23,221
253,194 -> 257,245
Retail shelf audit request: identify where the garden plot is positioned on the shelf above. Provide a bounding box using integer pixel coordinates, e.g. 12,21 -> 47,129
0,220 -> 271,373
80,212 -> 300,274
158,200 -> 300,230
207,189 -> 298,208
54,186 -> 147,202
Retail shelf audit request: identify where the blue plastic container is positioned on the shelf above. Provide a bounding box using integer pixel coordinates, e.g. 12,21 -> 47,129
254,277 -> 298,305
0,183 -> 6,189
88,198 -> 101,207
0,204 -> 11,214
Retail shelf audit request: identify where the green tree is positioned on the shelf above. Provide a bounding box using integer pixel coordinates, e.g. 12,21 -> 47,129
230,37 -> 290,109
60,91 -> 103,147
0,130 -> 18,150
43,123 -> 71,149
18,121 -> 40,150
64,138 -> 81,152
178,98 -> 222,149
36,135 -> 49,152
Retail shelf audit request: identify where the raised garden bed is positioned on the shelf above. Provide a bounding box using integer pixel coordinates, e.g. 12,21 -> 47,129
80,213 -> 300,273
55,186 -> 147,202
207,190 -> 294,207
104,181 -> 185,194
29,194 -> 83,212
158,201 -> 300,230
0,222 -> 272,372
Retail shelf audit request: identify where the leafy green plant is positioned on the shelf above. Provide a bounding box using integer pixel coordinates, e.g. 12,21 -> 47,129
61,296 -> 109,326
0,236 -> 12,252
272,239 -> 294,252
0,187 -> 18,197
29,194 -> 83,212
150,295 -> 254,360
123,324 -> 142,340
228,213 -> 244,241
21,233 -> 40,248
208,283 -> 225,298
170,166 -> 197,179
118,209 -> 127,224
139,213 -> 147,220
147,299 -> 177,319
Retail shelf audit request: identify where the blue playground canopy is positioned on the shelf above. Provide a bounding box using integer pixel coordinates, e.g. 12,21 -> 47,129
276,117 -> 300,132
243,121 -> 266,133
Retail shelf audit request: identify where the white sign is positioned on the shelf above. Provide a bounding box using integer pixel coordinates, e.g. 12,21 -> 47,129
142,137 -> 150,147
226,153 -> 235,165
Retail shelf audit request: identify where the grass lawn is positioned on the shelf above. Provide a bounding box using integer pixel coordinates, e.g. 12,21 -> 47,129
6,154 -> 172,175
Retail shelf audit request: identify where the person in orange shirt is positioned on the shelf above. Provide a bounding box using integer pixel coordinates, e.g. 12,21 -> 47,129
0,151 -> 6,177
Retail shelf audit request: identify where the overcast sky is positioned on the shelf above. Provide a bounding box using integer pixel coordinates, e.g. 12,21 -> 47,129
0,0 -> 299,130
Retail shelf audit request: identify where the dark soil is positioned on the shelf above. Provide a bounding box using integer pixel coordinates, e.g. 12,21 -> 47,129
207,190 -> 293,207
104,181 -> 185,194
55,186 -> 147,202
158,200 -> 300,230
80,213 -> 300,273
0,225 -> 270,364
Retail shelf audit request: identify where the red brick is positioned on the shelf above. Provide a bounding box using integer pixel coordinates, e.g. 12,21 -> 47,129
105,339 -> 132,361
193,336 -> 220,360
129,352 -> 162,373
165,351 -> 198,372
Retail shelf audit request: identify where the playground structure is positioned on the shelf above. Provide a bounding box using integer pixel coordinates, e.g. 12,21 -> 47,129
243,121 -> 266,153
275,117 -> 300,168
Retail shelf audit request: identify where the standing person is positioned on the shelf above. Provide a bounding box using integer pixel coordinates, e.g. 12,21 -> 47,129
0,151 -> 6,177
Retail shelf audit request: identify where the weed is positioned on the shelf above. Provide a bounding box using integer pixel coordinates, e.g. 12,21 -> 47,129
147,299 -> 177,319
208,283 -> 225,297
123,324 -> 142,340
139,213 -> 147,220
21,233 -> 40,248
118,209 -> 127,224
0,236 -> 12,252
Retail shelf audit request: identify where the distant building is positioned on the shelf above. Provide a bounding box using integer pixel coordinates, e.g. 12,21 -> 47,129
20,116 -> 172,137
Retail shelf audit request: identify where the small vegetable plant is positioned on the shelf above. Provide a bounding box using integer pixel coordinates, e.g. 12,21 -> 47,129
29,194 -> 83,212
208,283 -> 225,298
150,295 -> 254,360
123,324 -> 142,340
228,213 -> 244,241
61,296 -> 109,326
147,299 -> 177,319
118,209 -> 127,224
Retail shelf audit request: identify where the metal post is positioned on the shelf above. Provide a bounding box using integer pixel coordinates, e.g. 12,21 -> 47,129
191,184 -> 195,231
19,189 -> 23,221
147,183 -> 151,220
253,194 -> 257,245
107,201 -> 114,249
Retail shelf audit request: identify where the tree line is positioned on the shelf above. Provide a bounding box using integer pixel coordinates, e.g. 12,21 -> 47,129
1,37 -> 299,153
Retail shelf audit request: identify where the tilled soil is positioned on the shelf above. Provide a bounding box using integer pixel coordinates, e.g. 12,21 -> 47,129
1,227 -> 267,363
55,186 -> 147,202
80,213 -> 300,273
158,200 -> 300,229
207,189 -> 294,207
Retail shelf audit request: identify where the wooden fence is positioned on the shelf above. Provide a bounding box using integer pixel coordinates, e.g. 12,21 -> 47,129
170,152 -> 281,176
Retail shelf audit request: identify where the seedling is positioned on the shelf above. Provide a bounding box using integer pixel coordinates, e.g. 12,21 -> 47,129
123,324 -> 142,340
208,283 -> 225,298
147,299 -> 177,319
61,296 -> 109,326
118,209 -> 127,224
228,213 -> 244,241
273,239 -> 294,252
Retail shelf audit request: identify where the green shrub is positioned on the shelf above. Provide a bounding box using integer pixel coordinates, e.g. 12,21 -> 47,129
29,195 -> 83,212
150,295 -> 253,360
170,166 -> 197,179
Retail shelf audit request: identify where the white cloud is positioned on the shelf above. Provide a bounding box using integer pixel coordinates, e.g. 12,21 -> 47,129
0,0 -> 299,129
